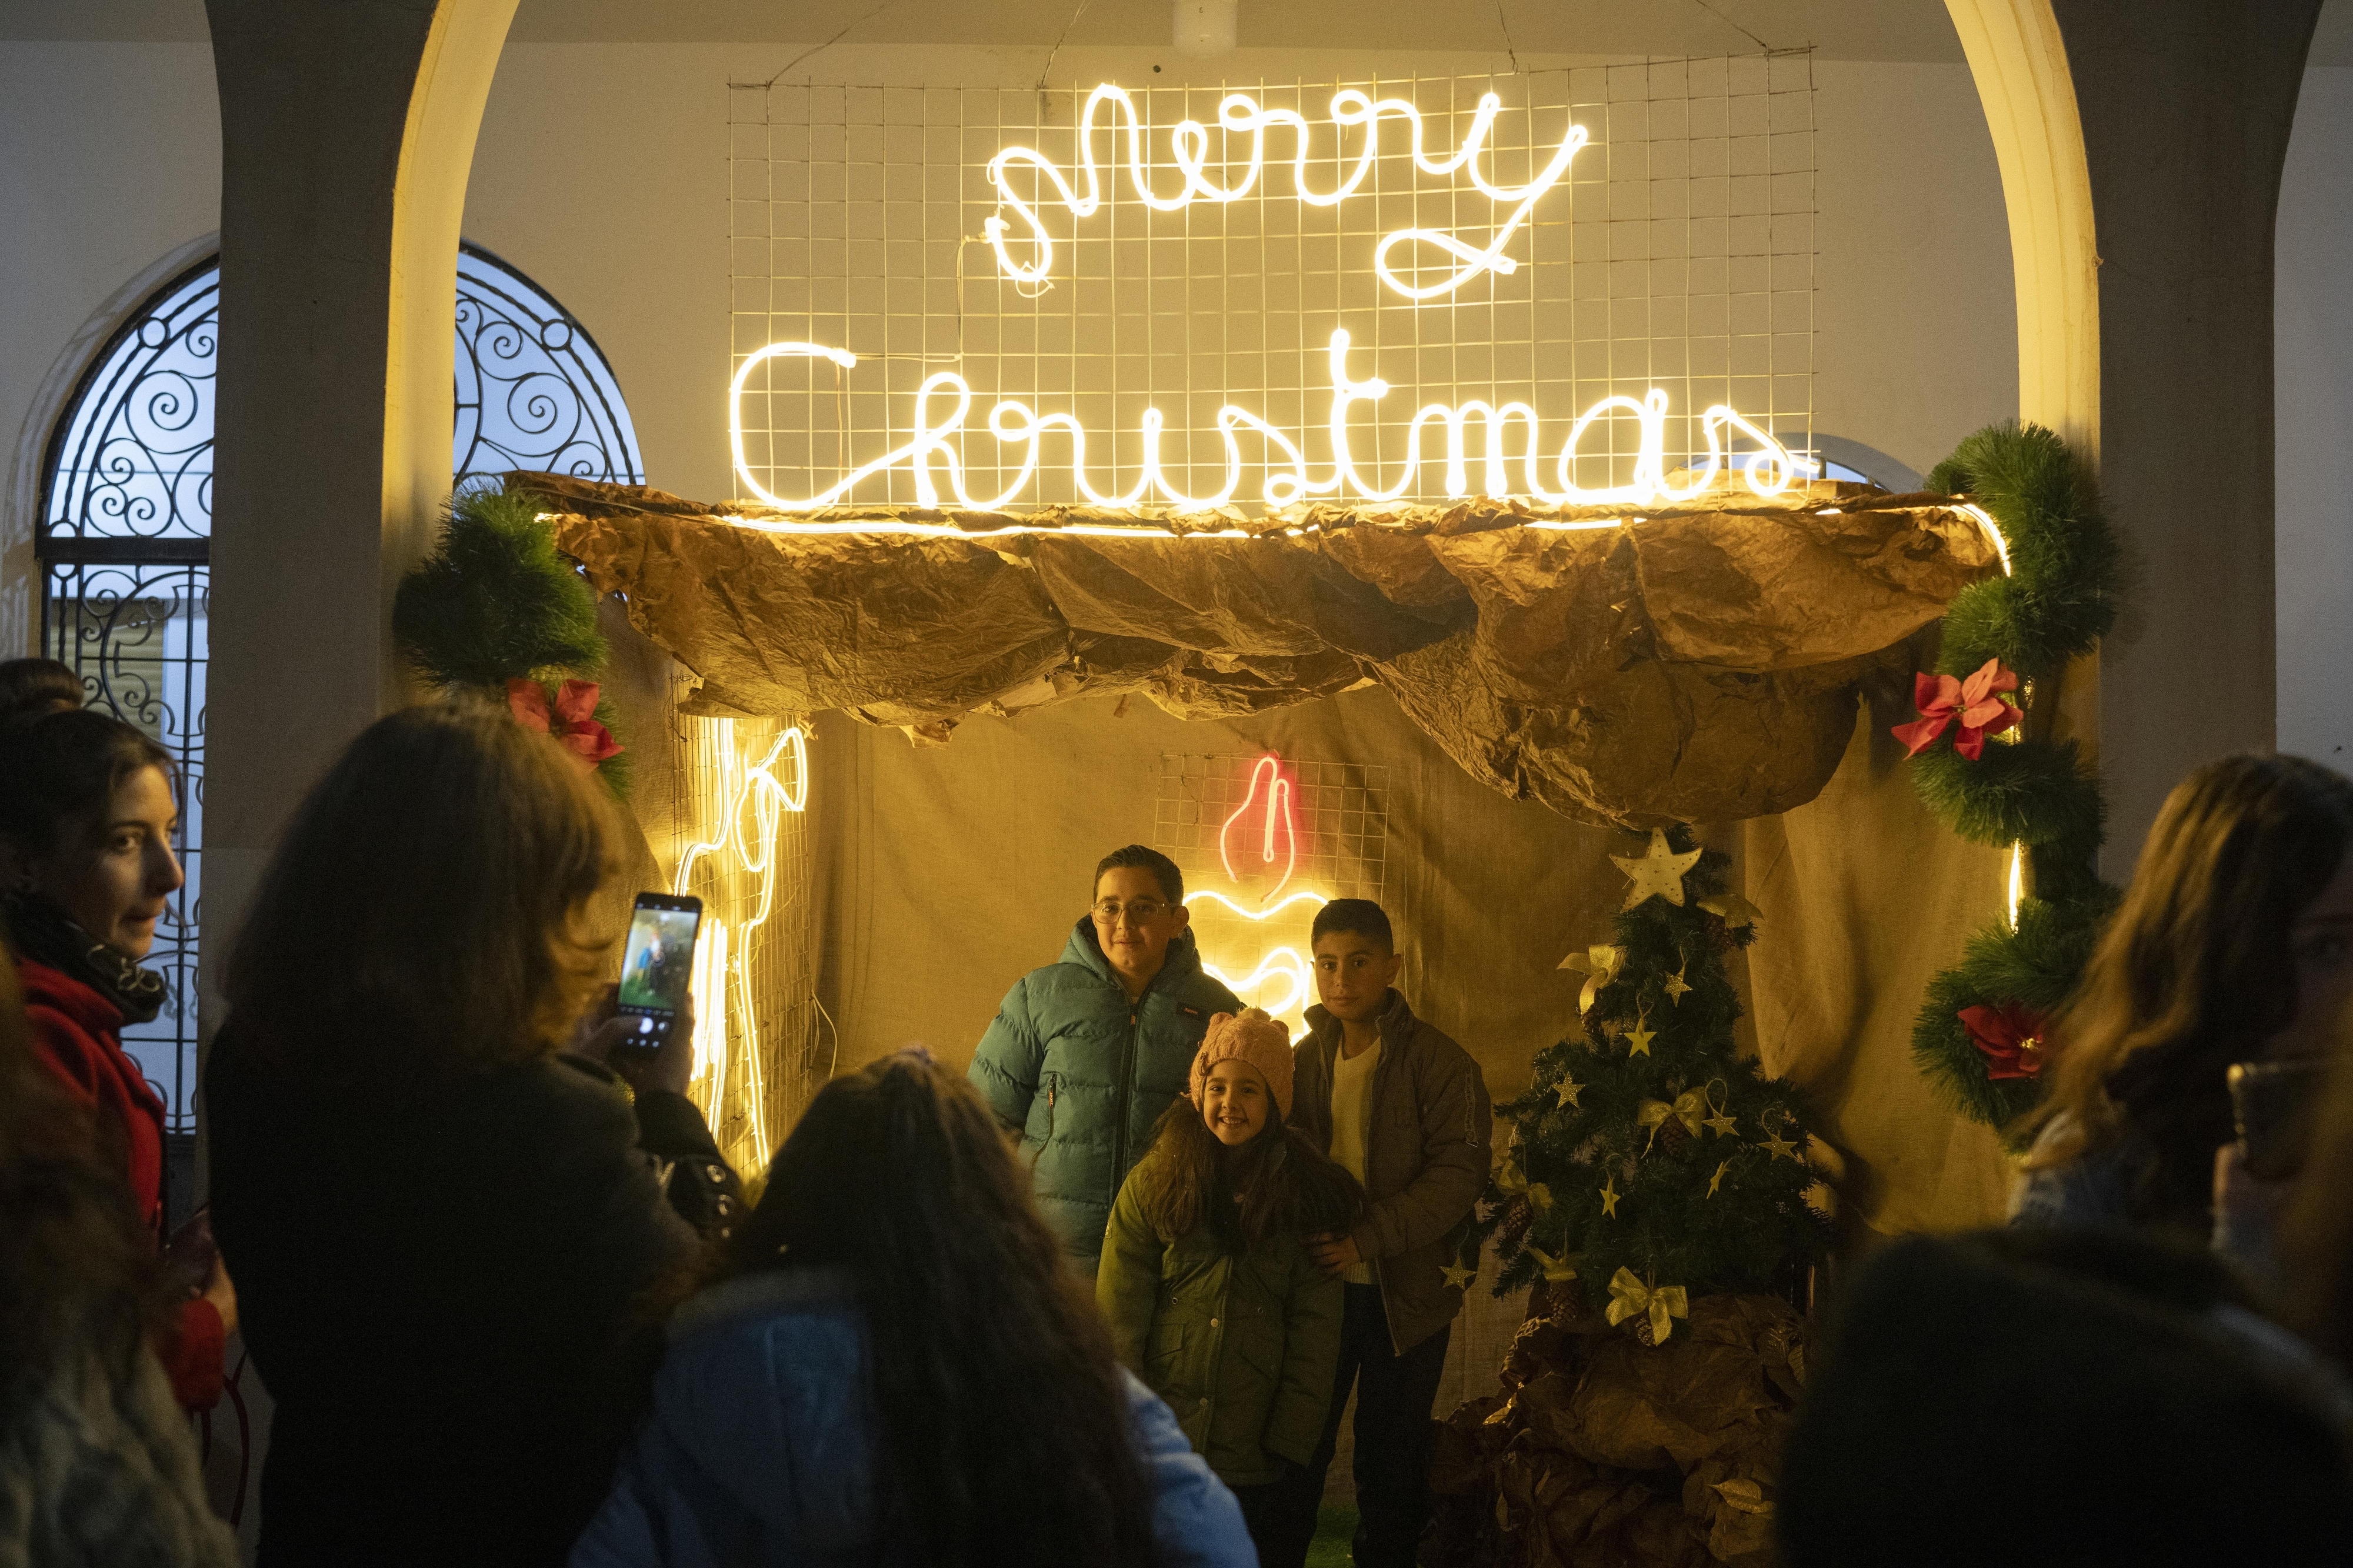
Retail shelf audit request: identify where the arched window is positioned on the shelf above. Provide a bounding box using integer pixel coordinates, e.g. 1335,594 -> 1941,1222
34,243 -> 644,1129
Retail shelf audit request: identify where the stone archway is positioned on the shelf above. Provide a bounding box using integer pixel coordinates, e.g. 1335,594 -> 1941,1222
1945,0 -> 2323,874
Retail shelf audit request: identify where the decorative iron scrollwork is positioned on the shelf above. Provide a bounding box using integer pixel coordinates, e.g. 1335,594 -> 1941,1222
35,246 -> 642,1130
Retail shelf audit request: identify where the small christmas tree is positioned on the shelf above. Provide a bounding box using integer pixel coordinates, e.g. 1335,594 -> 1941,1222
1427,826 -> 1830,1568
1476,825 -> 1829,1312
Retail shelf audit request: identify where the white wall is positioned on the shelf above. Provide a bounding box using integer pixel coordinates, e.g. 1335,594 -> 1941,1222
0,42 -> 218,654
2278,66 -> 2353,766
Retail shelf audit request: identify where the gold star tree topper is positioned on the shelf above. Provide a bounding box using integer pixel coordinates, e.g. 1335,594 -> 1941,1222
1612,828 -> 1704,910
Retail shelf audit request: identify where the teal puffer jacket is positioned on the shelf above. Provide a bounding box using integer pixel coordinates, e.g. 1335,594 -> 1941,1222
969,920 -> 1240,1273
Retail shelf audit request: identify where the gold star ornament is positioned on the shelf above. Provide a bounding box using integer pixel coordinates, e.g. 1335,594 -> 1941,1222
1612,829 -> 1704,910
1760,1129 -> 1801,1163
1625,1011 -> 1656,1057
1554,1074 -> 1584,1109
1441,1262 -> 1477,1290
1662,965 -> 1692,1004
1707,1159 -> 1731,1198
1599,1175 -> 1621,1218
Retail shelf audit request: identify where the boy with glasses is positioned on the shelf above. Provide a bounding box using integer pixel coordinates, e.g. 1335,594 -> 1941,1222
969,844 -> 1241,1277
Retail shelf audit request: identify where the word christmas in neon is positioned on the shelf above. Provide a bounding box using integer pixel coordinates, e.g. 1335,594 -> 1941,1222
725,80 -> 1817,529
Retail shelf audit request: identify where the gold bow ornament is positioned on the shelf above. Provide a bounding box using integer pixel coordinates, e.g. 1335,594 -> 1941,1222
1495,1155 -> 1528,1196
1557,944 -> 1625,1013
1605,1267 -> 1689,1345
1636,1089 -> 1707,1153
1527,1246 -> 1579,1282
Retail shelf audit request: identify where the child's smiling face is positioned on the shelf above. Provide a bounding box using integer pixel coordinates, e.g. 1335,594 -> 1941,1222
1201,1058 -> 1271,1146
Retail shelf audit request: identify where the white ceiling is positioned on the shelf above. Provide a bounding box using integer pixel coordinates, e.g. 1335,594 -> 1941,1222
11,0 -> 2352,66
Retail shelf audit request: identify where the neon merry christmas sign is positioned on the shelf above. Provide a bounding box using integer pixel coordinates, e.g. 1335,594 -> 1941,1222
725,82 -> 1817,526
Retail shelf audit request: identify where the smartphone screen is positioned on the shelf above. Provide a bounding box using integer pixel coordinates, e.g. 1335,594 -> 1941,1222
618,893 -> 702,1045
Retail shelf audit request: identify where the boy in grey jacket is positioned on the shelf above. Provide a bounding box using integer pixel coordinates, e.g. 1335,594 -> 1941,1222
1285,899 -> 1492,1568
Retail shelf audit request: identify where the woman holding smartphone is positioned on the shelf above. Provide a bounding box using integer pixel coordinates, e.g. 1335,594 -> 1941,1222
2014,753 -> 2353,1239
206,702 -> 741,1568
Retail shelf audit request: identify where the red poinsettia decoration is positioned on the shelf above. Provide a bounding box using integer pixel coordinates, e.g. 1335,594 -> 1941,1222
1958,1000 -> 2049,1081
1892,656 -> 2022,761
507,678 -> 624,770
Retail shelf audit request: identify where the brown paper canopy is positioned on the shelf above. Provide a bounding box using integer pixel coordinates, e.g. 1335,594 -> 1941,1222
521,473 -> 1997,827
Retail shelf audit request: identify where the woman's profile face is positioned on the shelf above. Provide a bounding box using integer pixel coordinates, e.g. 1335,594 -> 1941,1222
2270,856 -> 2353,1062
19,764 -> 183,959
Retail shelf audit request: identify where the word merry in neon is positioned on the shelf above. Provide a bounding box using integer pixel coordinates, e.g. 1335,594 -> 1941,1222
728,332 -> 1816,518
672,721 -> 809,1169
986,84 -> 1587,302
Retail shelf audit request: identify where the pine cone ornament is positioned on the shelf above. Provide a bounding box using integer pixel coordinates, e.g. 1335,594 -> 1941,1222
1498,1196 -> 1534,1256
1659,1117 -> 1691,1155
1633,1313 -> 1659,1347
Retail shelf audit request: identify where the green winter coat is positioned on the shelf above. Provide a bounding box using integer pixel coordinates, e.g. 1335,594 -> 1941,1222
968,919 -> 1240,1275
1096,1163 -> 1345,1487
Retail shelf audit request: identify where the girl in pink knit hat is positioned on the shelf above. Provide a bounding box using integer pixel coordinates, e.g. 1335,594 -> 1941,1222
1096,1010 -> 1363,1568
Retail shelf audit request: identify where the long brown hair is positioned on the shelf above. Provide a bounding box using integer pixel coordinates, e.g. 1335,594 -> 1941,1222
0,939 -> 164,1402
225,701 -> 618,1072
1137,1093 -> 1362,1252
2025,754 -> 2353,1226
702,1050 -> 1159,1568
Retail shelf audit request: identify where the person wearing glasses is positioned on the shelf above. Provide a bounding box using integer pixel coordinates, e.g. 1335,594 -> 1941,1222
970,845 -> 1241,1278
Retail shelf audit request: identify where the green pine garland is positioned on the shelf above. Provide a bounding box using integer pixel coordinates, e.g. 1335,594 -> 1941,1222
1469,830 -> 1831,1306
392,484 -> 631,798
1905,422 -> 2124,1136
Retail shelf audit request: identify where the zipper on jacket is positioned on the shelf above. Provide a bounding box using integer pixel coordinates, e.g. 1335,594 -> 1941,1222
1110,1007 -> 1139,1191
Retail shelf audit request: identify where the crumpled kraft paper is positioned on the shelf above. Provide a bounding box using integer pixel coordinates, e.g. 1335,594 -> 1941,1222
524,473 -> 1995,827
1424,1294 -> 1807,1568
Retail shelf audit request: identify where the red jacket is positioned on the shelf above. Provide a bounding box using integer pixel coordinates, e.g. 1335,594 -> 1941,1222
21,958 -> 224,1410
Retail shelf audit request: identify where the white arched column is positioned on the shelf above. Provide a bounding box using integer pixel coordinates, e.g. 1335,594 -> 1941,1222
1947,0 -> 2322,875
199,0 -> 518,1025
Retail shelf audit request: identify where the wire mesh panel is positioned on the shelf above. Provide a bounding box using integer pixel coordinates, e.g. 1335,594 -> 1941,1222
727,56 -> 1815,512
1154,752 -> 1389,1033
666,700 -> 828,1175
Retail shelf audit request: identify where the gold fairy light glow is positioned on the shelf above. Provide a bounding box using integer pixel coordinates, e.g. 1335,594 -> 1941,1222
672,720 -> 811,1170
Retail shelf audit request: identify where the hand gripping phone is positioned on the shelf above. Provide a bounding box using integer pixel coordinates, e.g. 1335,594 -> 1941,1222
617,892 -> 703,1047
2228,1058 -> 2328,1183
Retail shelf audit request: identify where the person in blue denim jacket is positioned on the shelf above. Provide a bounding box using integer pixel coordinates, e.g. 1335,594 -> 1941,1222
573,1050 -> 1254,1568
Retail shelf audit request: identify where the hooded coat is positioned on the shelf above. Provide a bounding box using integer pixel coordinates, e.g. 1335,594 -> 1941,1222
569,1267 -> 1255,1568
969,919 -> 1240,1273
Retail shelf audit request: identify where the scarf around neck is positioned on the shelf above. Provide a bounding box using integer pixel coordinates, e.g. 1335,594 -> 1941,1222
5,892 -> 167,1027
